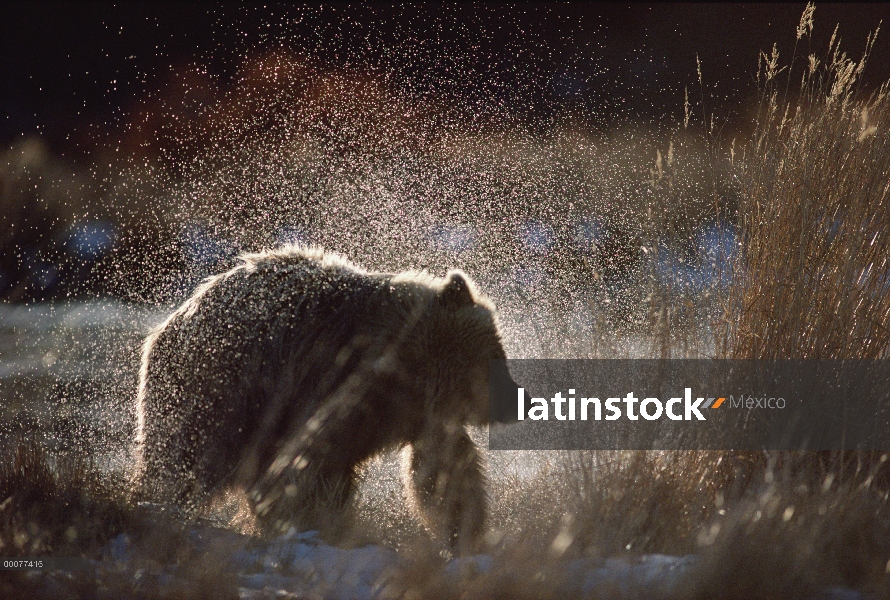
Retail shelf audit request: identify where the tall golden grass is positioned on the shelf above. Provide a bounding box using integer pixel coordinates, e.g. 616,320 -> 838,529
719,13 -> 890,360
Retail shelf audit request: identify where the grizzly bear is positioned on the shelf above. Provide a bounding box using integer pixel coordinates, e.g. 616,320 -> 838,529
133,246 -> 516,552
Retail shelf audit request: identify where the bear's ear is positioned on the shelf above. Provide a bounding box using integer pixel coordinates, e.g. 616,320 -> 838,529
441,271 -> 474,308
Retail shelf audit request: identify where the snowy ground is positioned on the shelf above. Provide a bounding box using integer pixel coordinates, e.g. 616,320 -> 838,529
29,523 -> 697,599
20,524 -> 865,600
231,533 -> 696,599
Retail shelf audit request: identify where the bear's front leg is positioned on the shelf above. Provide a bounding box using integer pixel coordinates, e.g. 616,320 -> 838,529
402,423 -> 486,555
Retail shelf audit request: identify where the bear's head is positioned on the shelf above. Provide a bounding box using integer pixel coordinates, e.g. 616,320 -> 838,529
420,270 -> 518,426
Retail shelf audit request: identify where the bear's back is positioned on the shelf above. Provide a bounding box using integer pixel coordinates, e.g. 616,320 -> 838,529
139,247 -> 429,446
172,247 -> 377,328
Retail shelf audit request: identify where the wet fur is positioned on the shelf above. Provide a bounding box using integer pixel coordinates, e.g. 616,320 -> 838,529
133,246 -> 506,551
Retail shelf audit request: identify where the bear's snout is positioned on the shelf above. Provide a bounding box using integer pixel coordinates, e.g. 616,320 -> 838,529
488,361 -> 527,424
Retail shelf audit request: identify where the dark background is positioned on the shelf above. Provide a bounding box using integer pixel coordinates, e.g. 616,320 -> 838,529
3,3 -> 890,158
